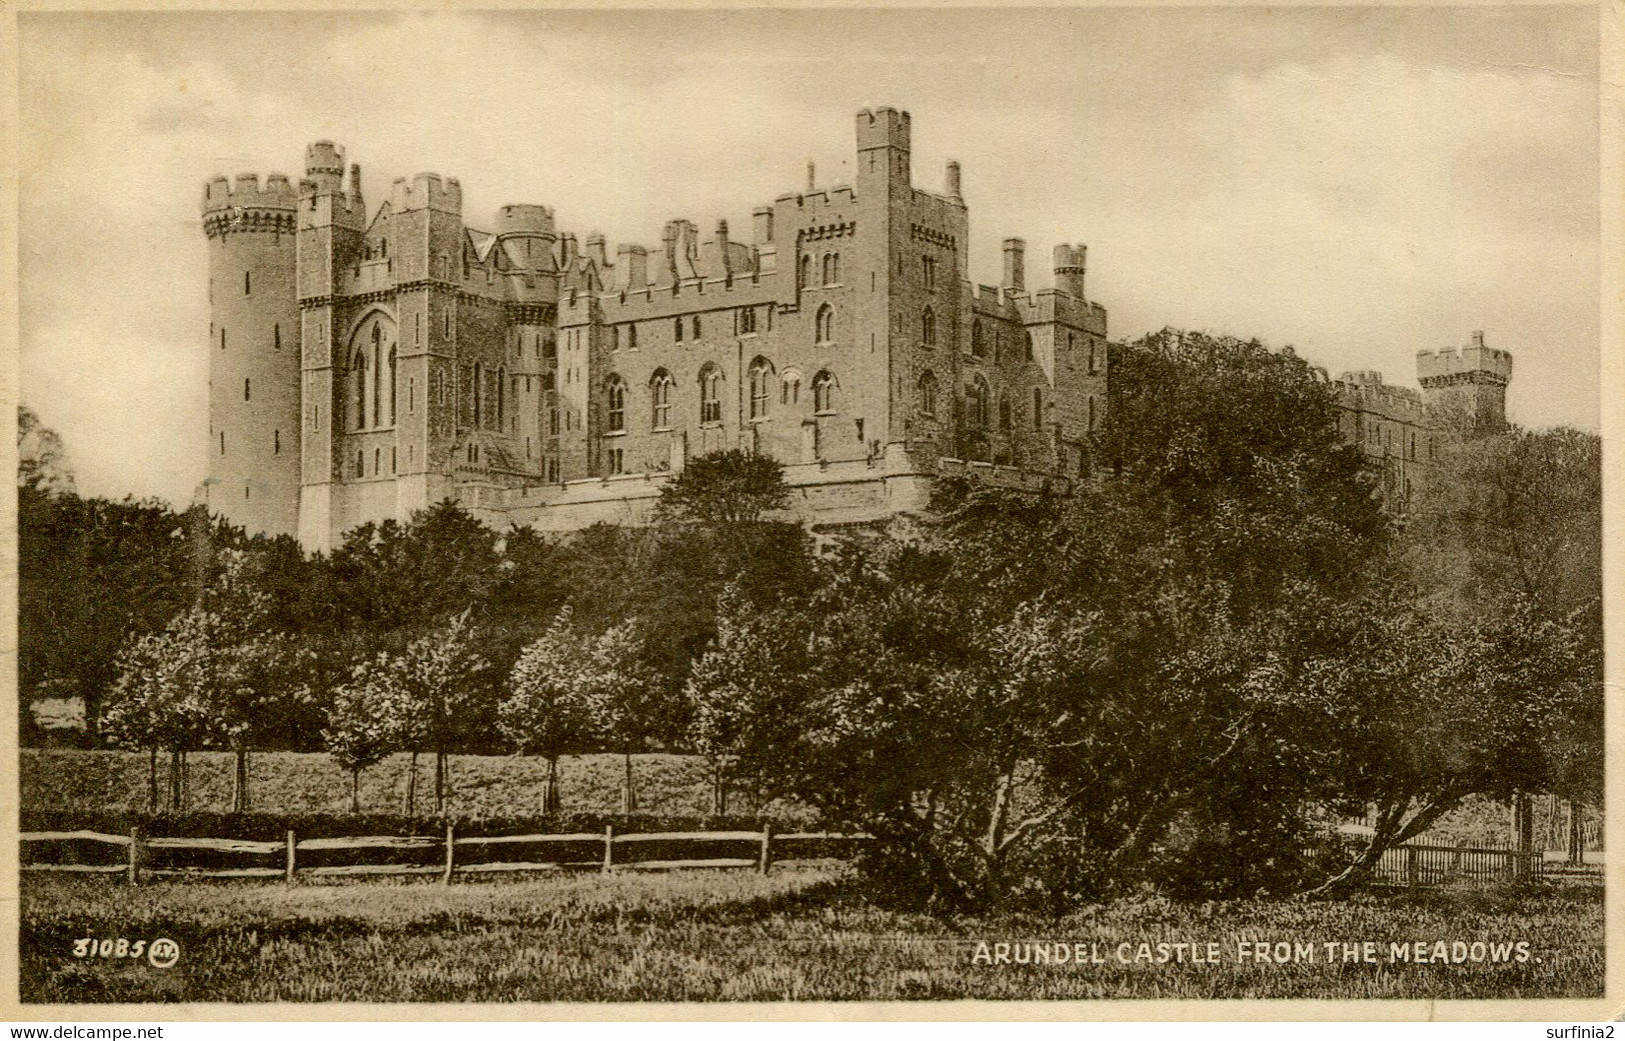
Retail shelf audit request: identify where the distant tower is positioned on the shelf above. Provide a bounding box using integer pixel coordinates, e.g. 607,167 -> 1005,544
1416,330 -> 1514,434
201,170 -> 301,538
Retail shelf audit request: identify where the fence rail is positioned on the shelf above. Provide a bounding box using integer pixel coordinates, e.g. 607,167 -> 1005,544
19,824 -> 874,885
21,828 -> 1584,888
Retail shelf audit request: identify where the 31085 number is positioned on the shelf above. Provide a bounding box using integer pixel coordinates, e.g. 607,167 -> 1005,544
72,937 -> 146,960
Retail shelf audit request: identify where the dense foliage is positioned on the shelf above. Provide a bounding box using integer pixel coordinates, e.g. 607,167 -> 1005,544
18,330 -> 1603,909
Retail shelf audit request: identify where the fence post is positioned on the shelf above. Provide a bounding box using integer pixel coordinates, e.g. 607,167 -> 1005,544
603,824 -> 614,873
759,823 -> 773,875
285,830 -> 296,884
127,826 -> 140,887
443,822 -> 456,885
1406,846 -> 1419,890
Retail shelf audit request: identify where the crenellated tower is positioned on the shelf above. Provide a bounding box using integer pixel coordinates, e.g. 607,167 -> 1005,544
1416,330 -> 1513,434
202,170 -> 301,538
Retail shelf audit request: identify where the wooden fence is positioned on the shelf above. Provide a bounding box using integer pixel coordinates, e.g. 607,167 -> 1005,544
19,825 -> 872,884
1368,842 -> 1545,888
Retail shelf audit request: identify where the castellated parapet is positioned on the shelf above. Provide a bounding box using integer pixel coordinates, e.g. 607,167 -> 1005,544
1416,330 -> 1514,385
201,173 -> 298,238
389,172 -> 463,215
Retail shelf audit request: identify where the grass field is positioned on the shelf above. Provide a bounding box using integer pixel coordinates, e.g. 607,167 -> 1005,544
19,869 -> 1602,1002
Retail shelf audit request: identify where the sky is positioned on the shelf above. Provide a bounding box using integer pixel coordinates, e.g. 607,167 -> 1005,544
17,7 -> 1602,508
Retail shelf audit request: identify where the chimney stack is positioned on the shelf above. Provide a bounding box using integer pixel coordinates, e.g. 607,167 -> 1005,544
945,161 -> 962,201
753,206 -> 774,244
1002,238 -> 1026,292
806,160 -> 816,192
585,233 -> 608,270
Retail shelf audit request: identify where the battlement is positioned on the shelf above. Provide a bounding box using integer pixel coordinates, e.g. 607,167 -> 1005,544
1416,331 -> 1513,385
388,173 -> 463,215
856,106 -> 911,152
201,172 -> 299,215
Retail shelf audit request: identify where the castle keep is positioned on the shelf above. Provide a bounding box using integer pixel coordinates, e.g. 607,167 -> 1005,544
202,107 -> 1509,549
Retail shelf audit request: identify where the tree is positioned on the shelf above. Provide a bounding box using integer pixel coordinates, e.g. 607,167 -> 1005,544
499,607 -> 595,814
386,610 -> 490,813
323,657 -> 402,813
655,449 -> 791,525
17,405 -> 75,496
579,620 -> 659,814
101,609 -> 220,811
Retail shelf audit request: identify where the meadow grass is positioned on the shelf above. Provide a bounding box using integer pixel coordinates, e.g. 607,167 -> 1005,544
20,868 -> 1602,1003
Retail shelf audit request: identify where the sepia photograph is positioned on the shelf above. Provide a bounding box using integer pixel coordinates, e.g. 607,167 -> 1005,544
10,4 -> 1611,1013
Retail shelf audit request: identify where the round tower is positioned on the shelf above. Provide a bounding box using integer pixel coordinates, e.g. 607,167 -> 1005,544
202,170 -> 302,538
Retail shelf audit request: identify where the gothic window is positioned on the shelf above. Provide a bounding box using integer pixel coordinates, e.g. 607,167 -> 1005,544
918,370 -> 937,416
782,370 -> 801,406
971,320 -> 984,358
606,374 -> 626,433
1032,387 -> 1043,430
628,325 -> 638,351
739,307 -> 756,334
350,349 -> 367,431
1024,332 -> 1034,361
749,358 -> 773,420
921,255 -> 936,291
388,346 -> 397,425
651,370 -> 674,429
699,365 -> 723,424
968,376 -> 990,428
922,307 -> 936,347
812,370 -> 836,415
675,317 -> 684,342
693,315 -> 702,340
371,324 -> 382,428
799,254 -> 812,289
608,447 -> 625,476
823,253 -> 839,285
816,304 -> 834,344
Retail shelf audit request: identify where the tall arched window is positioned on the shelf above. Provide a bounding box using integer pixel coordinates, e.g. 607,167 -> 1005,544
781,370 -> 801,406
799,254 -> 812,289
815,304 -> 834,344
606,374 -> 626,432
350,349 -> 367,430
628,324 -> 638,351
1032,387 -> 1043,430
674,317 -> 684,342
749,358 -> 773,420
388,346 -> 397,425
699,365 -> 723,424
1024,332 -> 1034,361
650,370 -> 673,429
922,307 -> 936,346
971,319 -> 984,357
918,370 -> 937,416
812,370 -> 836,414
822,253 -> 839,285
473,362 -> 484,427
371,324 -> 382,428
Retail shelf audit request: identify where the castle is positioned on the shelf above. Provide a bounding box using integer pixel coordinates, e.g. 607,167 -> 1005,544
202,107 -> 1509,550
